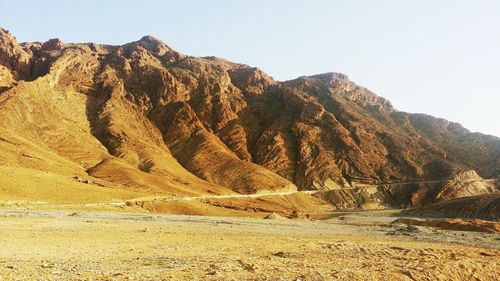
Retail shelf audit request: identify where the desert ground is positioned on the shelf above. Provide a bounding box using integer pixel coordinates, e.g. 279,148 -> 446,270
0,206 -> 498,281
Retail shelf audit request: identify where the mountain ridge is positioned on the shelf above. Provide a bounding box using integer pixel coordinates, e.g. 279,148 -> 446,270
0,27 -> 498,203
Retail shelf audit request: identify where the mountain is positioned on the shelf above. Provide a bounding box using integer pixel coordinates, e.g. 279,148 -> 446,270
0,27 -> 498,205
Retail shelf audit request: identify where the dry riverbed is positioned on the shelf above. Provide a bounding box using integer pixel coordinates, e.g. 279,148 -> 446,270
0,209 -> 498,280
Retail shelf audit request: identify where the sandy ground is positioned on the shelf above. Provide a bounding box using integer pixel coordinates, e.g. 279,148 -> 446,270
0,209 -> 498,281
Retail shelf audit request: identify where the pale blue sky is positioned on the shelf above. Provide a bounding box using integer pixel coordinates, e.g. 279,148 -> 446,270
1,0 -> 499,136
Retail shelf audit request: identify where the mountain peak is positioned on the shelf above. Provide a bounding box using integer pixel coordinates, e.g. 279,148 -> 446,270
307,72 -> 349,82
129,34 -> 180,58
41,38 -> 64,51
139,35 -> 164,44
0,27 -> 33,80
0,27 -> 18,45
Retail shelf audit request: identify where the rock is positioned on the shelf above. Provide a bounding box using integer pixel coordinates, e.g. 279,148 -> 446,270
435,170 -> 496,201
407,193 -> 500,221
386,224 -> 421,236
263,213 -> 287,220
289,210 -> 303,219
0,28 -> 33,80
273,251 -> 286,258
391,218 -> 500,233
237,260 -> 256,272
41,38 -> 64,51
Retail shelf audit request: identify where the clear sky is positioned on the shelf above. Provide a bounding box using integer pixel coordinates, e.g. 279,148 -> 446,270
1,0 -> 499,137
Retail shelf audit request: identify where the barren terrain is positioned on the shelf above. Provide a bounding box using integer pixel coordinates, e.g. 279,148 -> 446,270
0,208 -> 498,280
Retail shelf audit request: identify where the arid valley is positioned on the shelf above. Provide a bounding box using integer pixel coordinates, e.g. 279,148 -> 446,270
0,13 -> 499,280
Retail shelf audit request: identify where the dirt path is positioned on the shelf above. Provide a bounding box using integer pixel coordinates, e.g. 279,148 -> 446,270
0,209 -> 498,280
78,178 -> 499,207
81,190 -> 302,207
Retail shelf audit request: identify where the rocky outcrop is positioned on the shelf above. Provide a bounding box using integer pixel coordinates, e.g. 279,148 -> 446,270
0,28 -> 33,80
392,217 -> 500,233
405,194 -> 500,221
435,170 -> 497,201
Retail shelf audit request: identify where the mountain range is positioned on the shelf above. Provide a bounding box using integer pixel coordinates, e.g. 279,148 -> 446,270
0,27 -> 498,216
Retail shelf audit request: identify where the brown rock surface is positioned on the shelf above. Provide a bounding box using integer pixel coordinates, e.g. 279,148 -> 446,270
0,27 -> 498,206
392,217 -> 500,233
407,193 -> 500,221
435,170 -> 496,201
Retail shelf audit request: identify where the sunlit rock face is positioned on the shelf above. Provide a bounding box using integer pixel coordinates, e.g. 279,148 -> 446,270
0,27 -> 498,197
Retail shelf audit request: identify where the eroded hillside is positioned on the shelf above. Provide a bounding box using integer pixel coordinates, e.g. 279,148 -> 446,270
0,28 -> 498,204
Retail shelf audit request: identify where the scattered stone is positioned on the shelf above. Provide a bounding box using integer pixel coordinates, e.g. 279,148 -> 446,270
264,213 -> 287,220
289,210 -> 303,219
238,260 -> 256,272
386,224 -> 420,236
206,270 -> 217,276
273,251 -> 286,258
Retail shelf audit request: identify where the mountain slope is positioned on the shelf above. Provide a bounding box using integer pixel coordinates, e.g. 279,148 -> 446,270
0,28 -> 498,203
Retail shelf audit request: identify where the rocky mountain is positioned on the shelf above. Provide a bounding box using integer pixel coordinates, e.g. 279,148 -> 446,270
406,194 -> 500,221
0,28 -> 498,201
